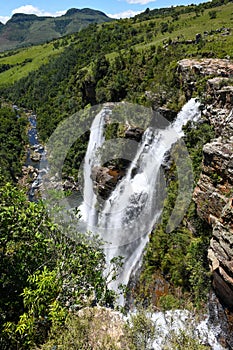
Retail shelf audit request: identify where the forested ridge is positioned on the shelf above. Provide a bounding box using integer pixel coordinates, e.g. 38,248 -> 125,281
0,0 -> 233,348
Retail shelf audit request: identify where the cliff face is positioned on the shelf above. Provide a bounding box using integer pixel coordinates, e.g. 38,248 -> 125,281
195,129 -> 233,309
178,59 -> 233,309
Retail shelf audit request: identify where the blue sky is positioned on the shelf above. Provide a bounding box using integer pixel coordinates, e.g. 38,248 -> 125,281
0,0 -> 205,24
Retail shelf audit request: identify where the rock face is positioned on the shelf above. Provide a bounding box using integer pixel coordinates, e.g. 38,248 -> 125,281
124,126 -> 144,142
91,125 -> 144,201
193,138 -> 233,309
178,58 -> 233,99
91,166 -> 125,200
188,59 -> 233,310
178,58 -> 233,78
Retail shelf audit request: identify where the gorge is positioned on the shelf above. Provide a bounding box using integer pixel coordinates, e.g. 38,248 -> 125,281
28,58 -> 233,348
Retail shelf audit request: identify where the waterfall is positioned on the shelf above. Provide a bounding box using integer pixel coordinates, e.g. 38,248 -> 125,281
79,105 -> 112,229
80,99 -> 201,302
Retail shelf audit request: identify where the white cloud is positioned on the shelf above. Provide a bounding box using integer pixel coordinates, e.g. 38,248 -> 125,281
12,5 -> 66,18
107,9 -> 142,19
0,16 -> 10,24
125,0 -> 156,4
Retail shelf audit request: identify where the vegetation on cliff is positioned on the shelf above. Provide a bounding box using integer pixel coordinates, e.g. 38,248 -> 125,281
0,180 -> 119,349
0,104 -> 27,182
0,0 -> 233,348
136,119 -> 216,301
1,0 -> 232,181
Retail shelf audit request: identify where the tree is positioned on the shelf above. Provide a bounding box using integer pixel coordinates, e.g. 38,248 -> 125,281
0,182 -> 55,349
0,105 -> 27,183
0,181 -> 116,349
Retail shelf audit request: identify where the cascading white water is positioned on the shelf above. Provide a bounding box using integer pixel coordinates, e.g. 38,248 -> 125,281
97,98 -> 201,297
79,106 -> 112,228
80,98 -> 201,303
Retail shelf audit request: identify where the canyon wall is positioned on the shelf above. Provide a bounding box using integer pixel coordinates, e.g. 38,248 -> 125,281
179,59 -> 233,310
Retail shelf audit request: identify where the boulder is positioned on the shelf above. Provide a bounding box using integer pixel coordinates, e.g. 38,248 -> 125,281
91,166 -> 125,200
30,150 -> 41,162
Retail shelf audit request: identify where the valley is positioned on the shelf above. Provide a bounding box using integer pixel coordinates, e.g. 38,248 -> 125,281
0,1 -> 233,349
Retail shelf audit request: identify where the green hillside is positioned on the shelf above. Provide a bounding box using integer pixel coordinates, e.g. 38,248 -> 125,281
0,1 -> 232,118
0,1 -> 232,89
0,1 -> 233,349
0,42 -> 65,85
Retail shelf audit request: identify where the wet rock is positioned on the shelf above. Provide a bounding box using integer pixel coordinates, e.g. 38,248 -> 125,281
208,290 -> 233,348
30,150 -> 41,162
124,126 -> 144,142
22,165 -> 34,175
91,166 -> 125,200
157,107 -> 177,122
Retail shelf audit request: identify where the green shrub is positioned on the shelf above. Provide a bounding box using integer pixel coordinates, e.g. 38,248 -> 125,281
208,10 -> 217,19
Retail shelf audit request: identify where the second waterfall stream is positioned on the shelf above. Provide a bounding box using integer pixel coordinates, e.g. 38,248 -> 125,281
79,98 -> 201,304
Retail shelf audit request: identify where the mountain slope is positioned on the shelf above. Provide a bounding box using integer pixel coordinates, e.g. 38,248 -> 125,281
0,8 -> 112,52
0,1 -> 233,347
0,1 -> 232,90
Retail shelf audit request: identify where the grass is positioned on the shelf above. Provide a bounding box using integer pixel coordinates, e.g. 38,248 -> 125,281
0,2 -> 232,88
0,42 -> 64,86
134,3 -> 233,51
104,3 -> 233,62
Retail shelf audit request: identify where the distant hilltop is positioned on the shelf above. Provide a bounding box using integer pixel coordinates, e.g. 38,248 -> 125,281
0,8 -> 112,52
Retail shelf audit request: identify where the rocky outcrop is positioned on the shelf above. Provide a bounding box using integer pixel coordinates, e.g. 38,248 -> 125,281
189,59 -> 233,310
178,58 -> 233,78
178,58 -> 233,99
91,166 -> 125,201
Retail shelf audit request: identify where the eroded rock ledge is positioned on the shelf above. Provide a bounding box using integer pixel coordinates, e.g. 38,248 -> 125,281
178,58 -> 233,78
178,58 -> 233,100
